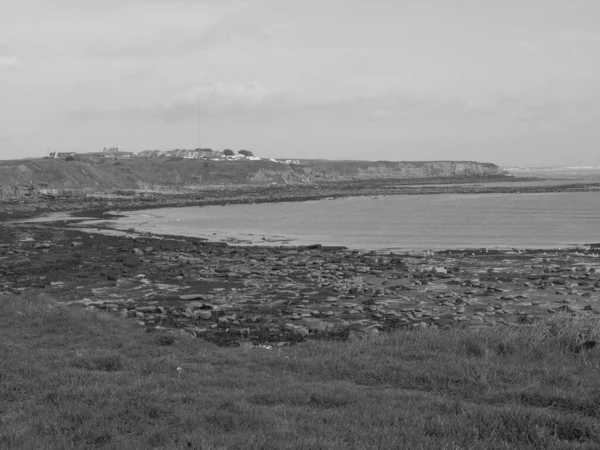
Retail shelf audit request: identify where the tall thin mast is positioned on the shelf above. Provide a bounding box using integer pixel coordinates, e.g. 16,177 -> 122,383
196,95 -> 200,149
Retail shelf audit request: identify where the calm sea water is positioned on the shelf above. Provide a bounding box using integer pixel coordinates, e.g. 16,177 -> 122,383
90,192 -> 600,251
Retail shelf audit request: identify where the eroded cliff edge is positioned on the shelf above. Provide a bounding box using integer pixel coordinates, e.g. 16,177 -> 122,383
0,158 -> 504,194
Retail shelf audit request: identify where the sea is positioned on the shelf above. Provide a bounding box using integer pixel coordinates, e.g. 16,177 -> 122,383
34,166 -> 600,251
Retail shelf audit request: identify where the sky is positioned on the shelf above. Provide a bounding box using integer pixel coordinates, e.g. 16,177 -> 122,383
1,0 -> 599,166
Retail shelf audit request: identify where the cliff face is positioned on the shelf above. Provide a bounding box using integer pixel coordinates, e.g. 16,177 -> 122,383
295,161 -> 502,181
0,158 -> 503,196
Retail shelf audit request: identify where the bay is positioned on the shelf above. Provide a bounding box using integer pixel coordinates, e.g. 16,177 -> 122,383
86,192 -> 600,251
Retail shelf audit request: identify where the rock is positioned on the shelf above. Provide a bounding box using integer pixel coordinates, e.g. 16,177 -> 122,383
198,311 -> 213,320
184,301 -> 203,309
188,326 -> 207,334
301,319 -> 333,332
180,294 -> 205,301
294,327 -> 310,337
179,329 -> 196,338
123,258 -> 140,268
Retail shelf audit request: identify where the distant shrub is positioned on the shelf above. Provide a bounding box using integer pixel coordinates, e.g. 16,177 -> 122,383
223,149 -> 235,156
65,156 -> 76,162
238,150 -> 254,157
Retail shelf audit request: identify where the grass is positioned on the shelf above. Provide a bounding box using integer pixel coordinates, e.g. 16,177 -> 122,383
1,293 -> 599,449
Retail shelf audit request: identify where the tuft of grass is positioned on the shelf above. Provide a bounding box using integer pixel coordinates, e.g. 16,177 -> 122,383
1,293 -> 599,449
70,351 -> 124,372
0,292 -> 57,317
155,335 -> 176,346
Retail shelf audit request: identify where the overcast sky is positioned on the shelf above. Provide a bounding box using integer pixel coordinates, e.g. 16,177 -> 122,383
1,0 -> 599,165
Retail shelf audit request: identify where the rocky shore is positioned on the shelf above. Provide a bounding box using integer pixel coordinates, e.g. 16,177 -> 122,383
3,176 -> 600,347
2,213 -> 600,347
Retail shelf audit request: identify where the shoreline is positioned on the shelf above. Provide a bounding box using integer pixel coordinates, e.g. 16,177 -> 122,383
2,176 -> 600,347
16,189 -> 600,253
3,174 -> 600,223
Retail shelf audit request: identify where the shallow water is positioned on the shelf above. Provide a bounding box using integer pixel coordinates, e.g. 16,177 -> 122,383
74,191 -> 600,251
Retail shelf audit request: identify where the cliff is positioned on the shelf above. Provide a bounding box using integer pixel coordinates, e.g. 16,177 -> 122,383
0,157 -> 504,196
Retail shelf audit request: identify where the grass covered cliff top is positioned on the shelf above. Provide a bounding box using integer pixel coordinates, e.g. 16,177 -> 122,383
0,157 -> 504,191
1,293 -> 599,449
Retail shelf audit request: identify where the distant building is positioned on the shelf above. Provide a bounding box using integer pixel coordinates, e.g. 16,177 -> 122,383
56,152 -> 77,158
137,149 -> 215,159
138,150 -> 163,158
99,148 -> 134,159
115,151 -> 134,159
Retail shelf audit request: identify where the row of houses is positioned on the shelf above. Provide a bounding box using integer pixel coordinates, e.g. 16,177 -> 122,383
48,150 -> 300,165
50,148 -> 135,160
137,149 -> 216,159
137,149 -> 261,160
50,148 -> 257,161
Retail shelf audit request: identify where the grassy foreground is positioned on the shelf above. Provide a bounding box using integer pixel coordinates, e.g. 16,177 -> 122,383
1,294 -> 599,449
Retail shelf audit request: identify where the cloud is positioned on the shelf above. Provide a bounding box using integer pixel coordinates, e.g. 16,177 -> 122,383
0,56 -> 19,69
67,83 -> 528,126
518,41 -> 540,51
517,102 -> 563,121
0,0 -> 258,62
68,80 -> 296,122
366,109 -> 392,122
358,96 -> 521,123
188,82 -> 273,107
72,2 -> 267,59
517,30 -> 600,53
84,22 -> 268,59
554,30 -> 600,45
514,99 -> 600,127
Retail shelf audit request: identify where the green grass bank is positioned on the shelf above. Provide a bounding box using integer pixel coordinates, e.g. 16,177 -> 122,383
1,293 -> 599,449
